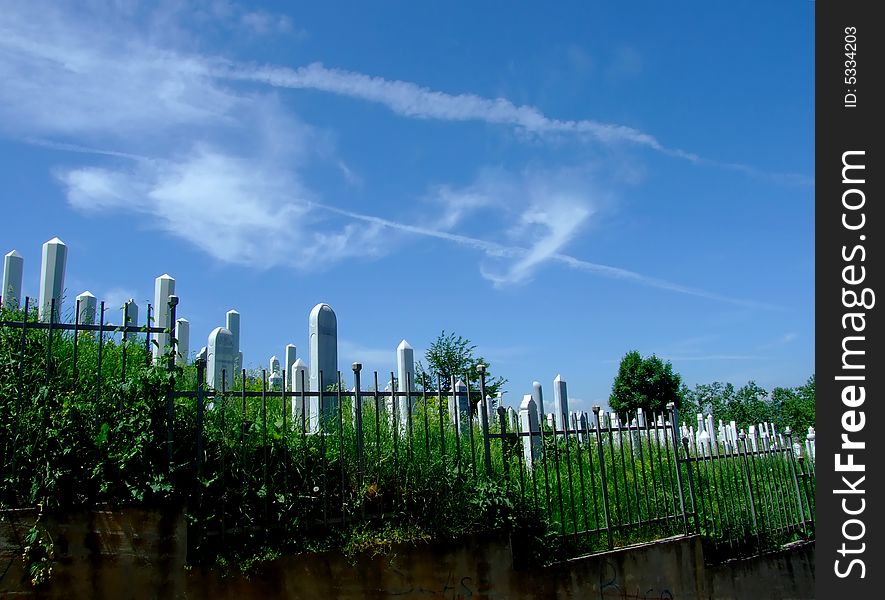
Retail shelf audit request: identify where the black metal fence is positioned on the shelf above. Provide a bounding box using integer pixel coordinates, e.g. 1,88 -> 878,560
0,295 -> 815,562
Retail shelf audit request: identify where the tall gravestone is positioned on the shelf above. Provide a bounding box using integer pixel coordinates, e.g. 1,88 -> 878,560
76,291 -> 97,325
396,340 -> 415,429
553,374 -> 568,432
207,327 -> 234,391
175,318 -> 190,366
309,303 -> 338,428
486,395 -> 497,424
285,344 -> 297,391
2,250 -> 23,310
519,395 -> 541,470
449,379 -> 469,436
38,237 -> 67,322
226,310 -> 241,373
122,299 -> 138,341
269,355 -> 283,391
531,381 -> 545,424
291,358 -> 310,430
152,274 -> 175,363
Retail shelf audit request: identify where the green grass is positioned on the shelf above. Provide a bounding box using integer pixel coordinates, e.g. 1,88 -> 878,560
0,304 -> 814,571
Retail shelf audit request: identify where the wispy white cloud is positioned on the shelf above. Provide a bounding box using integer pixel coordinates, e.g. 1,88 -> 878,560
218,62 -> 667,148
314,203 -> 782,310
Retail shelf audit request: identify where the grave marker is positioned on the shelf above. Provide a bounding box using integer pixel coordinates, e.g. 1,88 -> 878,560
2,250 -> 23,310
39,237 -> 67,322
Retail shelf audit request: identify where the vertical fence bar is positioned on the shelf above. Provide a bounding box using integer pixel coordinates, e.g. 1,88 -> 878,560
120,301 -> 128,382
437,373 -> 445,463
421,373 -> 430,461
606,412 -> 623,526
300,368 -> 307,446
667,404 -> 691,536
620,415 -> 637,527
514,418 -> 526,501
166,296 -> 177,465
193,357 -> 205,555
337,372 -> 345,527
8,297 -> 30,499
738,432 -> 759,537
776,435 -> 800,531
261,370 -> 268,528
784,428 -> 807,535
478,366 -> 492,477
45,298 -> 55,385
195,358 -> 205,478
465,374 -> 477,479
374,372 -> 381,478
711,436 -> 735,548
319,370 -> 327,526
796,456 -> 814,529
681,437 -> 701,535
72,298 -> 80,381
144,304 -> 152,366
582,418 -> 599,534
390,371 -> 399,479
661,414 -> 678,530
406,371 -> 414,466
353,363 -> 364,491
220,369 -> 227,544
592,406 -> 613,550
497,406 -> 510,482
645,413 -> 662,526
95,301 -> 105,420
540,401 -> 552,519
451,375 -> 461,477
561,411 -> 578,542
573,417 -> 589,534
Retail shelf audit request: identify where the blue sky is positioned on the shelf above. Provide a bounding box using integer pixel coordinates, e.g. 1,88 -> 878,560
0,1 -> 814,412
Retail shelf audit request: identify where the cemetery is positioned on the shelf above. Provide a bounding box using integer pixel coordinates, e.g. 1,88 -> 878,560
0,237 -> 816,594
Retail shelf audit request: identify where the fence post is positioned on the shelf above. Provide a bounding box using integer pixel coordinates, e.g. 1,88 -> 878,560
784,427 -> 808,536
195,357 -> 205,477
193,355 -> 206,559
498,406 -> 509,481
353,363 -> 364,490
166,295 -> 178,465
592,405 -> 614,550
667,403 -> 693,536
478,365 -> 492,477
739,431 -> 759,535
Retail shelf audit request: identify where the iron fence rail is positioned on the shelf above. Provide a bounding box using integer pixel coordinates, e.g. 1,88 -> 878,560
0,297 -> 815,561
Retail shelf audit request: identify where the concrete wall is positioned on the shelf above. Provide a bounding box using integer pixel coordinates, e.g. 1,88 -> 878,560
1,509 -> 814,599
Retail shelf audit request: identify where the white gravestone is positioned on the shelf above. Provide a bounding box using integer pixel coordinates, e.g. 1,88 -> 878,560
553,375 -> 569,432
805,427 -> 815,463
285,345 -> 297,391
291,358 -> 310,430
207,327 -> 234,391
532,381 -> 545,424
397,340 -> 415,430
519,395 -> 541,470
76,291 -> 97,325
309,303 -> 338,428
122,299 -> 138,342
175,318 -> 189,366
268,356 -> 282,391
449,379 -> 470,436
2,250 -> 23,310
226,310 -> 241,373
152,274 -> 175,363
38,237 -> 67,322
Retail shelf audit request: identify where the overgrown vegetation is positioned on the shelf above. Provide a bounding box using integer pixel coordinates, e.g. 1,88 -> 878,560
0,307 -> 814,587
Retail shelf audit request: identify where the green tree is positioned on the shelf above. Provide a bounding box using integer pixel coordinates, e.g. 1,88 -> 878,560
609,350 -> 683,417
772,374 -> 815,435
416,330 -> 506,397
